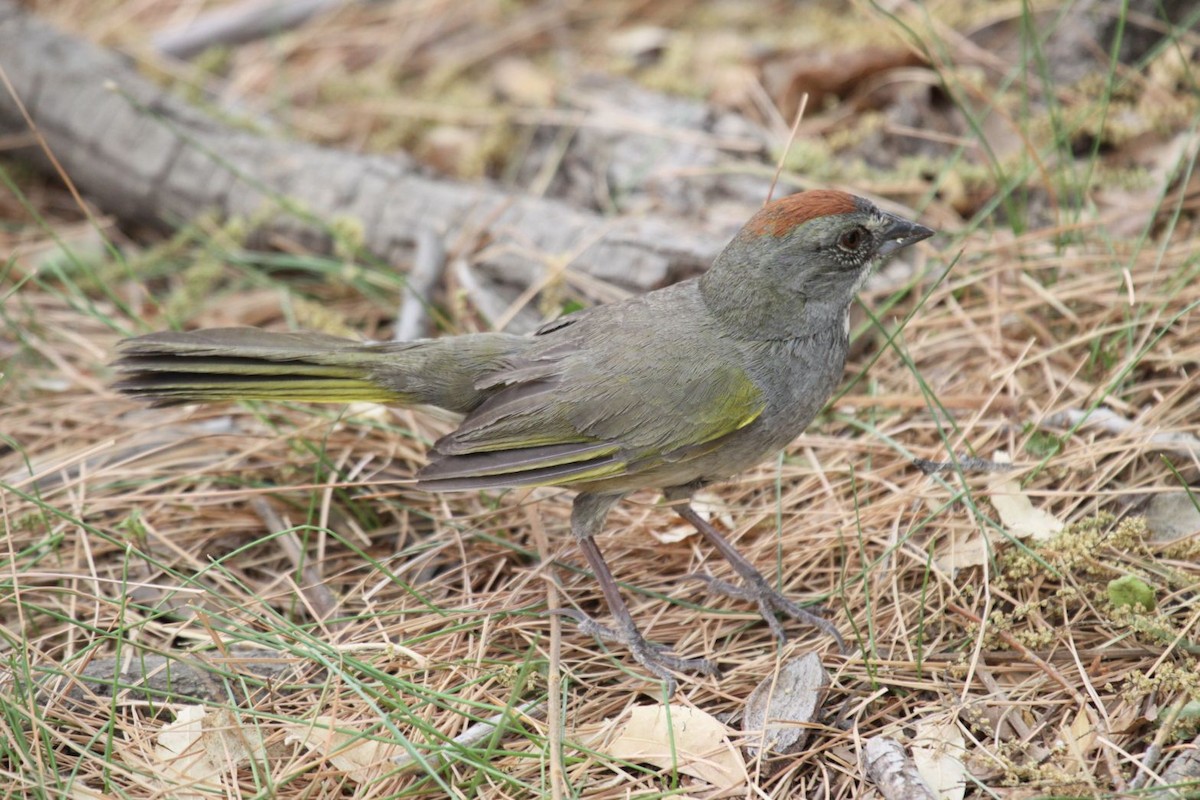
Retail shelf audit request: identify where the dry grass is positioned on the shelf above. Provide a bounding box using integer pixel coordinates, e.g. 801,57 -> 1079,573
4,0 -> 1200,797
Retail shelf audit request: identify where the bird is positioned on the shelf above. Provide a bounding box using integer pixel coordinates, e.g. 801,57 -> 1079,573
113,189 -> 934,685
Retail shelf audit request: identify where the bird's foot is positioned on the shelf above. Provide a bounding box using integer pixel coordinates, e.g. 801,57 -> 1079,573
685,572 -> 847,653
547,608 -> 721,687
668,500 -> 847,653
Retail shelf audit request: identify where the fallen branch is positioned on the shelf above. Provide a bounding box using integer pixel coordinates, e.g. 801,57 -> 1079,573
31,647 -> 309,708
0,1 -> 725,305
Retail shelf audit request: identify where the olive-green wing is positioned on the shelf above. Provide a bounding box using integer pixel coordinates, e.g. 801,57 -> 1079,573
415,314 -> 765,491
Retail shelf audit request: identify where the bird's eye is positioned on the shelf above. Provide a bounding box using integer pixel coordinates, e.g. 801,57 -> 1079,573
839,227 -> 867,252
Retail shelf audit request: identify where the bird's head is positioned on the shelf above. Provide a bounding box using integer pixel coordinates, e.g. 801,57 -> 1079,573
701,190 -> 934,339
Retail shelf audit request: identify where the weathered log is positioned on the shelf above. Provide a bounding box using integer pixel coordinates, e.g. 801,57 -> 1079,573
0,0 -> 727,304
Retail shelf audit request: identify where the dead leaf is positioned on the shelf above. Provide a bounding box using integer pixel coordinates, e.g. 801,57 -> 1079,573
651,524 -> 697,544
26,223 -> 111,272
911,718 -> 966,800
1108,698 -> 1146,735
155,706 -> 219,798
989,481 -> 1062,541
582,703 -> 747,790
742,652 -> 830,759
1145,491 -> 1200,543
286,715 -> 403,784
154,706 -> 266,798
1097,130 -> 1198,238
988,452 -> 1062,542
934,530 -> 989,571
342,401 -> 392,422
1059,708 -> 1097,769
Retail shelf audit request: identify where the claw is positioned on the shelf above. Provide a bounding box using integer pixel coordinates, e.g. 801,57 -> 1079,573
671,500 -> 847,652
687,572 -> 846,653
547,608 -> 721,684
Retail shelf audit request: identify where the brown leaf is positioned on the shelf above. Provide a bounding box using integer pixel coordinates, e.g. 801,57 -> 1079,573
1059,708 -> 1097,769
989,478 -> 1062,542
934,529 -> 989,571
987,451 -> 1062,542
582,703 -> 747,790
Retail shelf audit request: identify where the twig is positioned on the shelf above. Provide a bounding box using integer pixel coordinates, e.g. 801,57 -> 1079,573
1150,731 -> 1200,798
33,647 -> 305,706
1043,407 -> 1200,459
863,737 -> 938,800
453,257 -> 527,330
764,92 -> 808,205
394,227 -> 445,342
391,700 -> 547,772
2,2 -> 727,298
1130,693 -> 1192,791
252,497 -> 341,627
913,455 -> 1019,475
947,604 -> 1088,706
153,0 -> 369,60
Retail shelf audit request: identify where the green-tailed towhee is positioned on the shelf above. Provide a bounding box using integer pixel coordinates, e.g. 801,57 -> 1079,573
114,189 -> 934,684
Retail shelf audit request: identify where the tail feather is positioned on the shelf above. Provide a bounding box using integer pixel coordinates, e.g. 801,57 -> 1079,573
113,328 -> 401,406
115,356 -> 368,378
116,374 -> 399,407
116,328 -> 370,361
114,327 -> 530,412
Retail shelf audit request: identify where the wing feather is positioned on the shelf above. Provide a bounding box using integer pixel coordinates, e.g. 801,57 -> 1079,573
415,284 -> 765,491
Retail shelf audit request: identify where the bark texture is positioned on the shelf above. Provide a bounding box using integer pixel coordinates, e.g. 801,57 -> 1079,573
864,737 -> 939,800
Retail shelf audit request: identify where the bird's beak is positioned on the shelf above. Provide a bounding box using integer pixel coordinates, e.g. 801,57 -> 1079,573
877,214 -> 935,257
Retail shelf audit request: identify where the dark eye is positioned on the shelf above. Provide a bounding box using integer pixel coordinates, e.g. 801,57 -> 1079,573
839,227 -> 867,252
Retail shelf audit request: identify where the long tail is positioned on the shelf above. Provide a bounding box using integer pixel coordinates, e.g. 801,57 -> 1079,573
113,327 -> 525,412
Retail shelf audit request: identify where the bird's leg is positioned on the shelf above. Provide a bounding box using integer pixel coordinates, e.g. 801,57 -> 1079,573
554,493 -> 720,686
670,496 -> 847,652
